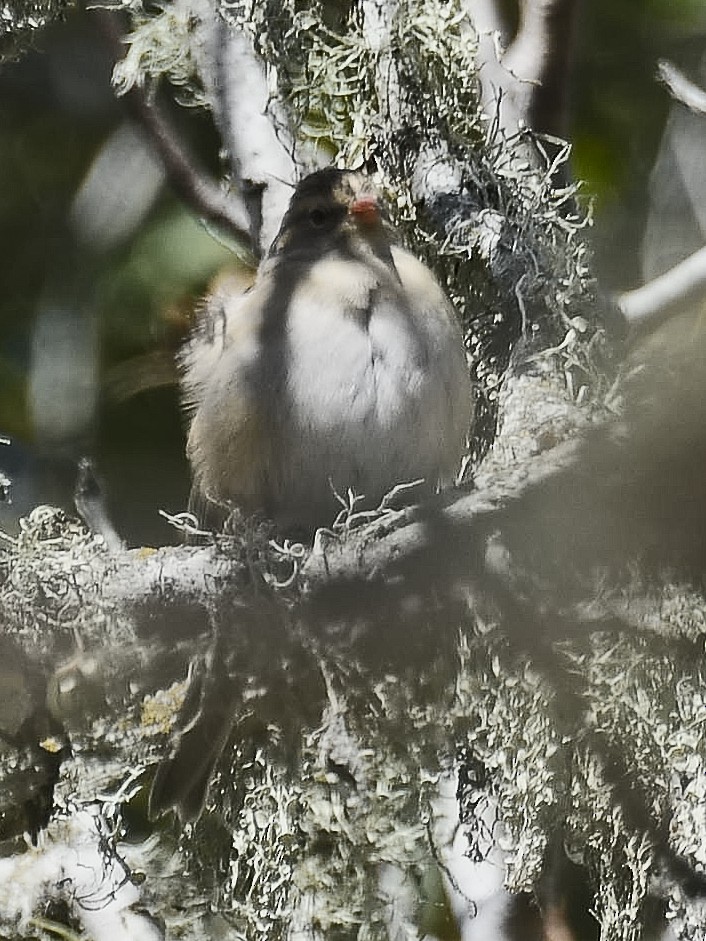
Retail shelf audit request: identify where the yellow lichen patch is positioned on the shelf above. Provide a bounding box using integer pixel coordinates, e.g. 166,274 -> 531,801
39,736 -> 64,755
140,680 -> 189,737
136,546 -> 159,560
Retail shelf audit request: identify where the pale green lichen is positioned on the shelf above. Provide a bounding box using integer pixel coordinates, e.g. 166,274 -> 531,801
112,1 -> 206,102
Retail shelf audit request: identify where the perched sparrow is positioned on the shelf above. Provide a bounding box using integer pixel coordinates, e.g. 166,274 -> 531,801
182,167 -> 472,532
150,170 -> 471,822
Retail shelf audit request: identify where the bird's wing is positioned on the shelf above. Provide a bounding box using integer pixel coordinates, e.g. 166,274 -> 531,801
182,283 -> 276,520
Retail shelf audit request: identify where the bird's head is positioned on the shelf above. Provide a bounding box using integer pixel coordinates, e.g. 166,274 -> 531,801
270,168 -> 393,262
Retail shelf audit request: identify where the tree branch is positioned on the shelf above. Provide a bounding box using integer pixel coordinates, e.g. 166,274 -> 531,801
503,0 -> 581,138
89,432 -> 612,625
192,5 -> 296,253
122,82 -> 255,249
463,0 -> 522,138
658,59 -> 706,116
94,9 -> 255,254
53,435 -> 581,676
464,0 -> 580,139
616,243 -> 706,331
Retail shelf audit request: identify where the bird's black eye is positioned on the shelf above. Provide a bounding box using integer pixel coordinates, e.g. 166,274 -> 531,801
309,208 -> 327,227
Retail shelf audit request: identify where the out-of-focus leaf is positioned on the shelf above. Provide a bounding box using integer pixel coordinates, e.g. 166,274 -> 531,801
98,205 -> 237,359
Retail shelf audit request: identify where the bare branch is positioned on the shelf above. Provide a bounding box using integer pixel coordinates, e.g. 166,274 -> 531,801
658,59 -> 706,116
94,10 -> 255,254
617,243 -> 706,330
122,82 -> 255,249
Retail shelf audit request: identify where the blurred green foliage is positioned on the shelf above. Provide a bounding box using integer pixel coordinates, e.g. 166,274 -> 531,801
98,207 -> 234,365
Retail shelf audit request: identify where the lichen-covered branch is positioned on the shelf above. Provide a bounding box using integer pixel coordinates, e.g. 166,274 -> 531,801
4,347 -> 706,938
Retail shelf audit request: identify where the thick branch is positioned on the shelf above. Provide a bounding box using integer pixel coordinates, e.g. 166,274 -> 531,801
503,0 -> 580,138
88,348 -> 706,645
92,435 -> 588,621
464,0 -> 523,137
58,437 -> 582,666
190,1 -> 296,253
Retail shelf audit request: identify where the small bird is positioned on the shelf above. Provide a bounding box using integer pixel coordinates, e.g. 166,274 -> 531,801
181,167 -> 472,533
149,169 -> 472,822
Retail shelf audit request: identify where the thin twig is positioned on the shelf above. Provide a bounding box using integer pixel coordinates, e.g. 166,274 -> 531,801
92,9 -> 256,256
123,82 -> 255,251
74,458 -> 124,553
